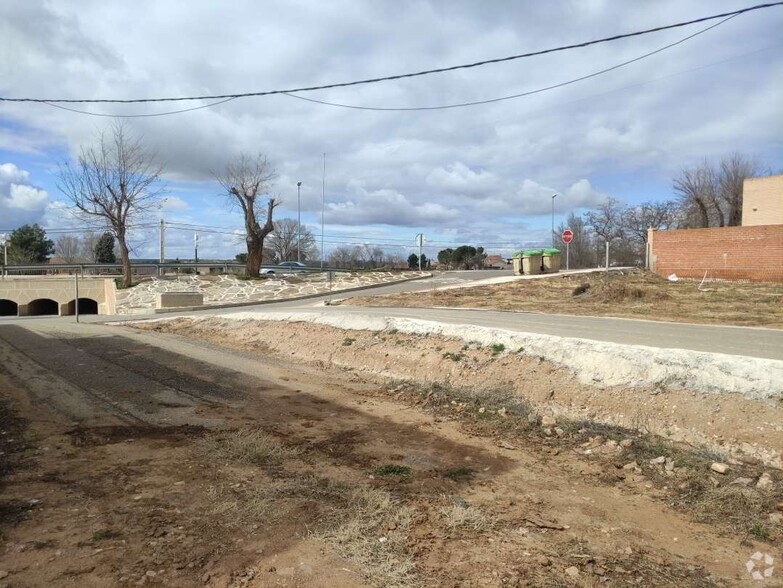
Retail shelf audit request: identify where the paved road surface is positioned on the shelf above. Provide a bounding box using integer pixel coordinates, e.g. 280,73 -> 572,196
4,269 -> 782,360
250,305 -> 782,360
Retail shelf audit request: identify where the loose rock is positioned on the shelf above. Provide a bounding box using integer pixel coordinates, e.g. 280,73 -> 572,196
619,439 -> 634,448
731,477 -> 754,487
710,463 -> 729,474
541,415 -> 557,427
756,472 -> 774,490
564,566 -> 580,578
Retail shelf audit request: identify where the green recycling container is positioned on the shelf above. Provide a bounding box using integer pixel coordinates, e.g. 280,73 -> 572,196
542,248 -> 562,272
521,249 -> 543,274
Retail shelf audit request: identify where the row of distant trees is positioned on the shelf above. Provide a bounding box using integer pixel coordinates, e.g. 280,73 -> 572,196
558,153 -> 768,268
2,225 -> 116,265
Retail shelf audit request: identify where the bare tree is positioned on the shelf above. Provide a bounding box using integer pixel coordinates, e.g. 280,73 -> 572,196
557,214 -> 595,268
673,155 -> 764,229
80,231 -> 100,263
57,123 -> 164,287
673,162 -> 722,228
717,153 -> 761,226
267,218 -> 316,263
624,201 -> 678,246
584,197 -> 625,242
54,234 -> 83,263
215,154 -> 278,276
328,246 -> 356,269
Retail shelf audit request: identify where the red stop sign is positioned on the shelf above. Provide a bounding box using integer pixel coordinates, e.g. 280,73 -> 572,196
562,229 -> 574,244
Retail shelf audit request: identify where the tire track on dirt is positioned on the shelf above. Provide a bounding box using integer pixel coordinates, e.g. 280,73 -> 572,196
0,333 -> 148,427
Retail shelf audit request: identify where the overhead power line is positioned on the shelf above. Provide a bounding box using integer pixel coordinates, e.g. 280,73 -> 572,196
282,14 -> 737,111
1,2 -> 780,107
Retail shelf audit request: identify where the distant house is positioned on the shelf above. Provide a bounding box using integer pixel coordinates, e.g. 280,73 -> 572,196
483,255 -> 508,269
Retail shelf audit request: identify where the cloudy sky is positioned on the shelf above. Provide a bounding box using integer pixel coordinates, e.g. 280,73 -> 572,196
1,0 -> 781,260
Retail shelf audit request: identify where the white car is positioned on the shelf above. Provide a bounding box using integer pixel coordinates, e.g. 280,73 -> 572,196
261,261 -> 308,275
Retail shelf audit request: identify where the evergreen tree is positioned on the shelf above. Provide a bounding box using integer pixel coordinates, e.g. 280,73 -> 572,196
94,232 -> 117,263
8,224 -> 54,263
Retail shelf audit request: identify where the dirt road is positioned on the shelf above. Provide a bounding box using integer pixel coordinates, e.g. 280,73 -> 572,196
0,321 -> 779,587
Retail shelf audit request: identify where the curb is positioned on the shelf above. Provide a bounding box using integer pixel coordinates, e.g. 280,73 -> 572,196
121,272 -> 433,316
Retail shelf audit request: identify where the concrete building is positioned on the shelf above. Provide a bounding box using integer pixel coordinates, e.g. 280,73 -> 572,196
742,173 -> 783,226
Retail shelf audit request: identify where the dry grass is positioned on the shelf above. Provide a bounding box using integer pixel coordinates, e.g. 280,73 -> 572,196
438,503 -> 492,533
689,482 -> 781,540
200,428 -> 300,466
346,269 -> 783,327
313,486 -> 418,588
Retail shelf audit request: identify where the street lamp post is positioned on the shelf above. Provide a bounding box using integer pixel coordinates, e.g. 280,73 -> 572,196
194,233 -> 199,265
551,193 -> 558,248
1,233 -> 7,278
297,181 -> 302,264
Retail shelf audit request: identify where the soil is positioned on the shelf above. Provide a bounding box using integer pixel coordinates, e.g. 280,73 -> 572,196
343,269 -> 783,328
0,319 -> 781,587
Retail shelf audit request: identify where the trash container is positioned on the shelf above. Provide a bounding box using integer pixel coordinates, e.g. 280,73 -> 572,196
511,251 -> 523,275
542,248 -> 562,272
522,249 -> 543,275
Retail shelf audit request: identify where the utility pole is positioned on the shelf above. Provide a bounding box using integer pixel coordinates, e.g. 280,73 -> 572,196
1,233 -> 7,279
159,219 -> 165,276
297,181 -> 302,264
74,271 -> 80,323
320,153 -> 326,271
551,193 -> 558,248
194,233 -> 199,266
416,233 -> 424,271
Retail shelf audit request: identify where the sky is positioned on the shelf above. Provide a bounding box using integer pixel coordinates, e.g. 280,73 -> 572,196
1,0 -> 781,261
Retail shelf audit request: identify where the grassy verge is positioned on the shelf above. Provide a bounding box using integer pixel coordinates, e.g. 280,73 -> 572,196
345,269 -> 783,327
383,380 -> 782,543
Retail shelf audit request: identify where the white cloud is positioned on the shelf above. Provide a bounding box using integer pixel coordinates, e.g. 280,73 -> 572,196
0,163 -> 30,185
0,162 -> 55,227
7,183 -> 48,210
0,0 -> 780,255
160,196 -> 189,211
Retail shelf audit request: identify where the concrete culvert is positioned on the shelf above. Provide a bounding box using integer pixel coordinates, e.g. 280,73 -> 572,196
27,298 -> 59,316
65,298 -> 99,315
0,299 -> 18,316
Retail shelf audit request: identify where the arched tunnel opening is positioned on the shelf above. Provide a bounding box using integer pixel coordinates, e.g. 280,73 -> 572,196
0,299 -> 18,316
65,298 -> 99,315
27,298 -> 60,316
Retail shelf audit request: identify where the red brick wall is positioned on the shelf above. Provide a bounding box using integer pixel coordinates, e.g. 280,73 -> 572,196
649,225 -> 783,282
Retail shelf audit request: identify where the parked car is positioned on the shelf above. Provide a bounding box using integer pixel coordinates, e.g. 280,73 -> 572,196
260,261 -> 308,275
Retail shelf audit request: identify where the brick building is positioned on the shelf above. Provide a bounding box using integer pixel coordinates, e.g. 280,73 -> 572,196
649,174 -> 783,282
742,174 -> 783,226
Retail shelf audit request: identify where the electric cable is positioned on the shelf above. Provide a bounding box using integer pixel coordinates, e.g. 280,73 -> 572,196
1,3 -> 779,106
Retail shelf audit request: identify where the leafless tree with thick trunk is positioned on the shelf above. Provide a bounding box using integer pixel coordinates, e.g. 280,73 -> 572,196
215,154 -> 278,277
673,155 -> 762,229
718,153 -> 761,227
673,162 -> 722,228
57,123 -> 164,287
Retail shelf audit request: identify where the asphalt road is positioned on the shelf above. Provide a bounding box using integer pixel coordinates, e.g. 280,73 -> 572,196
4,270 -> 782,360
266,305 -> 783,360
